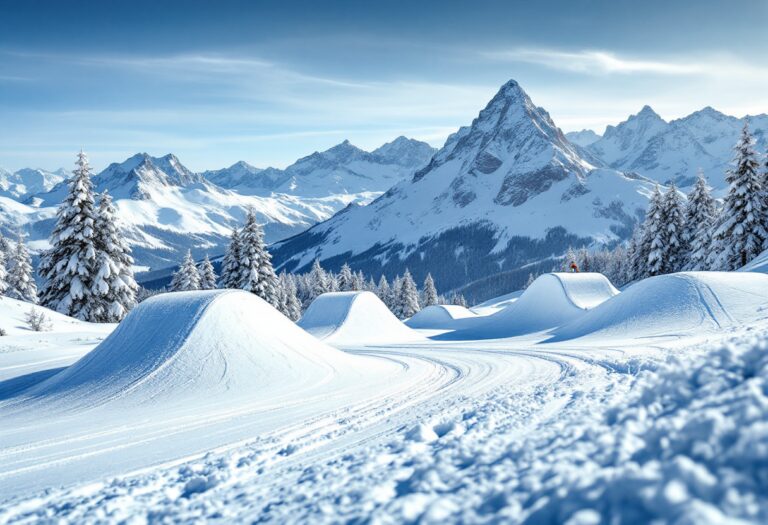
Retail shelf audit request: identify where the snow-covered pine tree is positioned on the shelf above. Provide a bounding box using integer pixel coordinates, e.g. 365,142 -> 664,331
238,209 -> 279,306
39,151 -> 98,318
451,293 -> 468,307
337,263 -> 354,291
0,247 -> 7,296
377,275 -> 392,307
577,248 -> 591,272
219,228 -> 242,289
395,269 -> 420,319
0,233 -> 10,255
640,185 -> 665,278
421,273 -> 438,307
390,275 -> 402,312
91,191 -> 138,322
7,234 -> 38,303
683,172 -> 717,270
170,250 -> 201,292
353,271 -> 365,291
562,246 -> 577,271
279,272 -> 302,321
197,254 -> 218,290
308,259 -> 330,305
659,184 -> 685,274
711,124 -> 768,270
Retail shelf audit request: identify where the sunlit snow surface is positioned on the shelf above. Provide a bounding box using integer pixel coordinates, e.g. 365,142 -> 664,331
2,272 -> 768,523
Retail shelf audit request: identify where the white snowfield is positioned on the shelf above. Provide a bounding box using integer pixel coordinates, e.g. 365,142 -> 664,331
2,272 -> 768,523
298,291 -> 425,345
446,272 -> 619,340
405,305 -> 478,330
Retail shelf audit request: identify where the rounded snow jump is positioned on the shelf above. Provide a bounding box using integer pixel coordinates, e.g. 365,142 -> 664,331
405,305 -> 478,330
299,291 -> 425,345
551,272 -> 768,342
14,290 -> 354,410
442,273 -> 619,340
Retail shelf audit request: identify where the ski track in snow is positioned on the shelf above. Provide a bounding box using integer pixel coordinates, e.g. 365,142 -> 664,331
0,337 -> 639,523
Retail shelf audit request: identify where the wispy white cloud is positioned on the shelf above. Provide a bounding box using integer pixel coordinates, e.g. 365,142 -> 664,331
482,48 -> 705,75
481,48 -> 768,82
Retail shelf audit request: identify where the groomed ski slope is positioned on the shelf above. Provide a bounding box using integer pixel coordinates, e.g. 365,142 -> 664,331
2,272 -> 768,523
445,272 -> 619,339
298,291 -> 424,345
0,290 -> 437,497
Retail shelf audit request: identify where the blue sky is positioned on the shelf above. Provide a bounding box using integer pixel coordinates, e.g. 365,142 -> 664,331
1,0 -> 767,172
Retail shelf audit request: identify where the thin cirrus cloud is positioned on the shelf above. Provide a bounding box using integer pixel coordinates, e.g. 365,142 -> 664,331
480,48 -> 768,80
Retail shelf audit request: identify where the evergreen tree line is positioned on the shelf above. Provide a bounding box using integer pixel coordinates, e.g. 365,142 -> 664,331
0,151 -> 138,323
169,215 -> 467,321
289,260 -> 467,320
625,123 -> 768,278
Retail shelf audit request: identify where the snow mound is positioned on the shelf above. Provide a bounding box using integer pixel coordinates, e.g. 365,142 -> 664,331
447,273 -> 619,339
405,305 -> 478,330
299,291 -> 424,345
19,290 -> 351,409
552,272 -> 768,342
0,297 -> 95,335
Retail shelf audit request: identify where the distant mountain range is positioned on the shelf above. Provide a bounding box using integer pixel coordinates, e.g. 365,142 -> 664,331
569,106 -> 768,188
3,82 -> 766,294
271,80 -> 656,300
0,137 -> 435,271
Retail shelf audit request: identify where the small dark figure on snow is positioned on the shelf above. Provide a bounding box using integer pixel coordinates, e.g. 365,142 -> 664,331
569,261 -> 579,273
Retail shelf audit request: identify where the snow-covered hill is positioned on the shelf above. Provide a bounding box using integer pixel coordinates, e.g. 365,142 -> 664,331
5,138 -> 433,272
587,106 -> 768,188
271,79 -> 655,294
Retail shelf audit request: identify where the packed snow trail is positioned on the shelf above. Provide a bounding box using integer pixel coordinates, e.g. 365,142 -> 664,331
0,339 -> 605,523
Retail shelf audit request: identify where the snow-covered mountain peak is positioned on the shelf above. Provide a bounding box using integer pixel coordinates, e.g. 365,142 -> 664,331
271,79 -> 652,296
0,167 -> 68,200
419,78 -> 590,198
565,129 -> 602,147
372,136 -> 436,167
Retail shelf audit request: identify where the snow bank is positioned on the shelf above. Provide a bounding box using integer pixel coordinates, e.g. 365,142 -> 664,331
447,273 -> 619,339
299,291 -> 424,345
16,290 -> 352,409
516,334 -> 768,523
0,296 -> 96,335
405,305 -> 477,330
552,272 -> 768,342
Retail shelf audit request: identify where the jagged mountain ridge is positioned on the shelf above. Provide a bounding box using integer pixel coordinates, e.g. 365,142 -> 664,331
0,167 -> 68,200
271,79 -> 655,297
586,106 -> 768,188
201,136 -> 436,197
565,129 -> 601,147
4,137 -> 435,272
